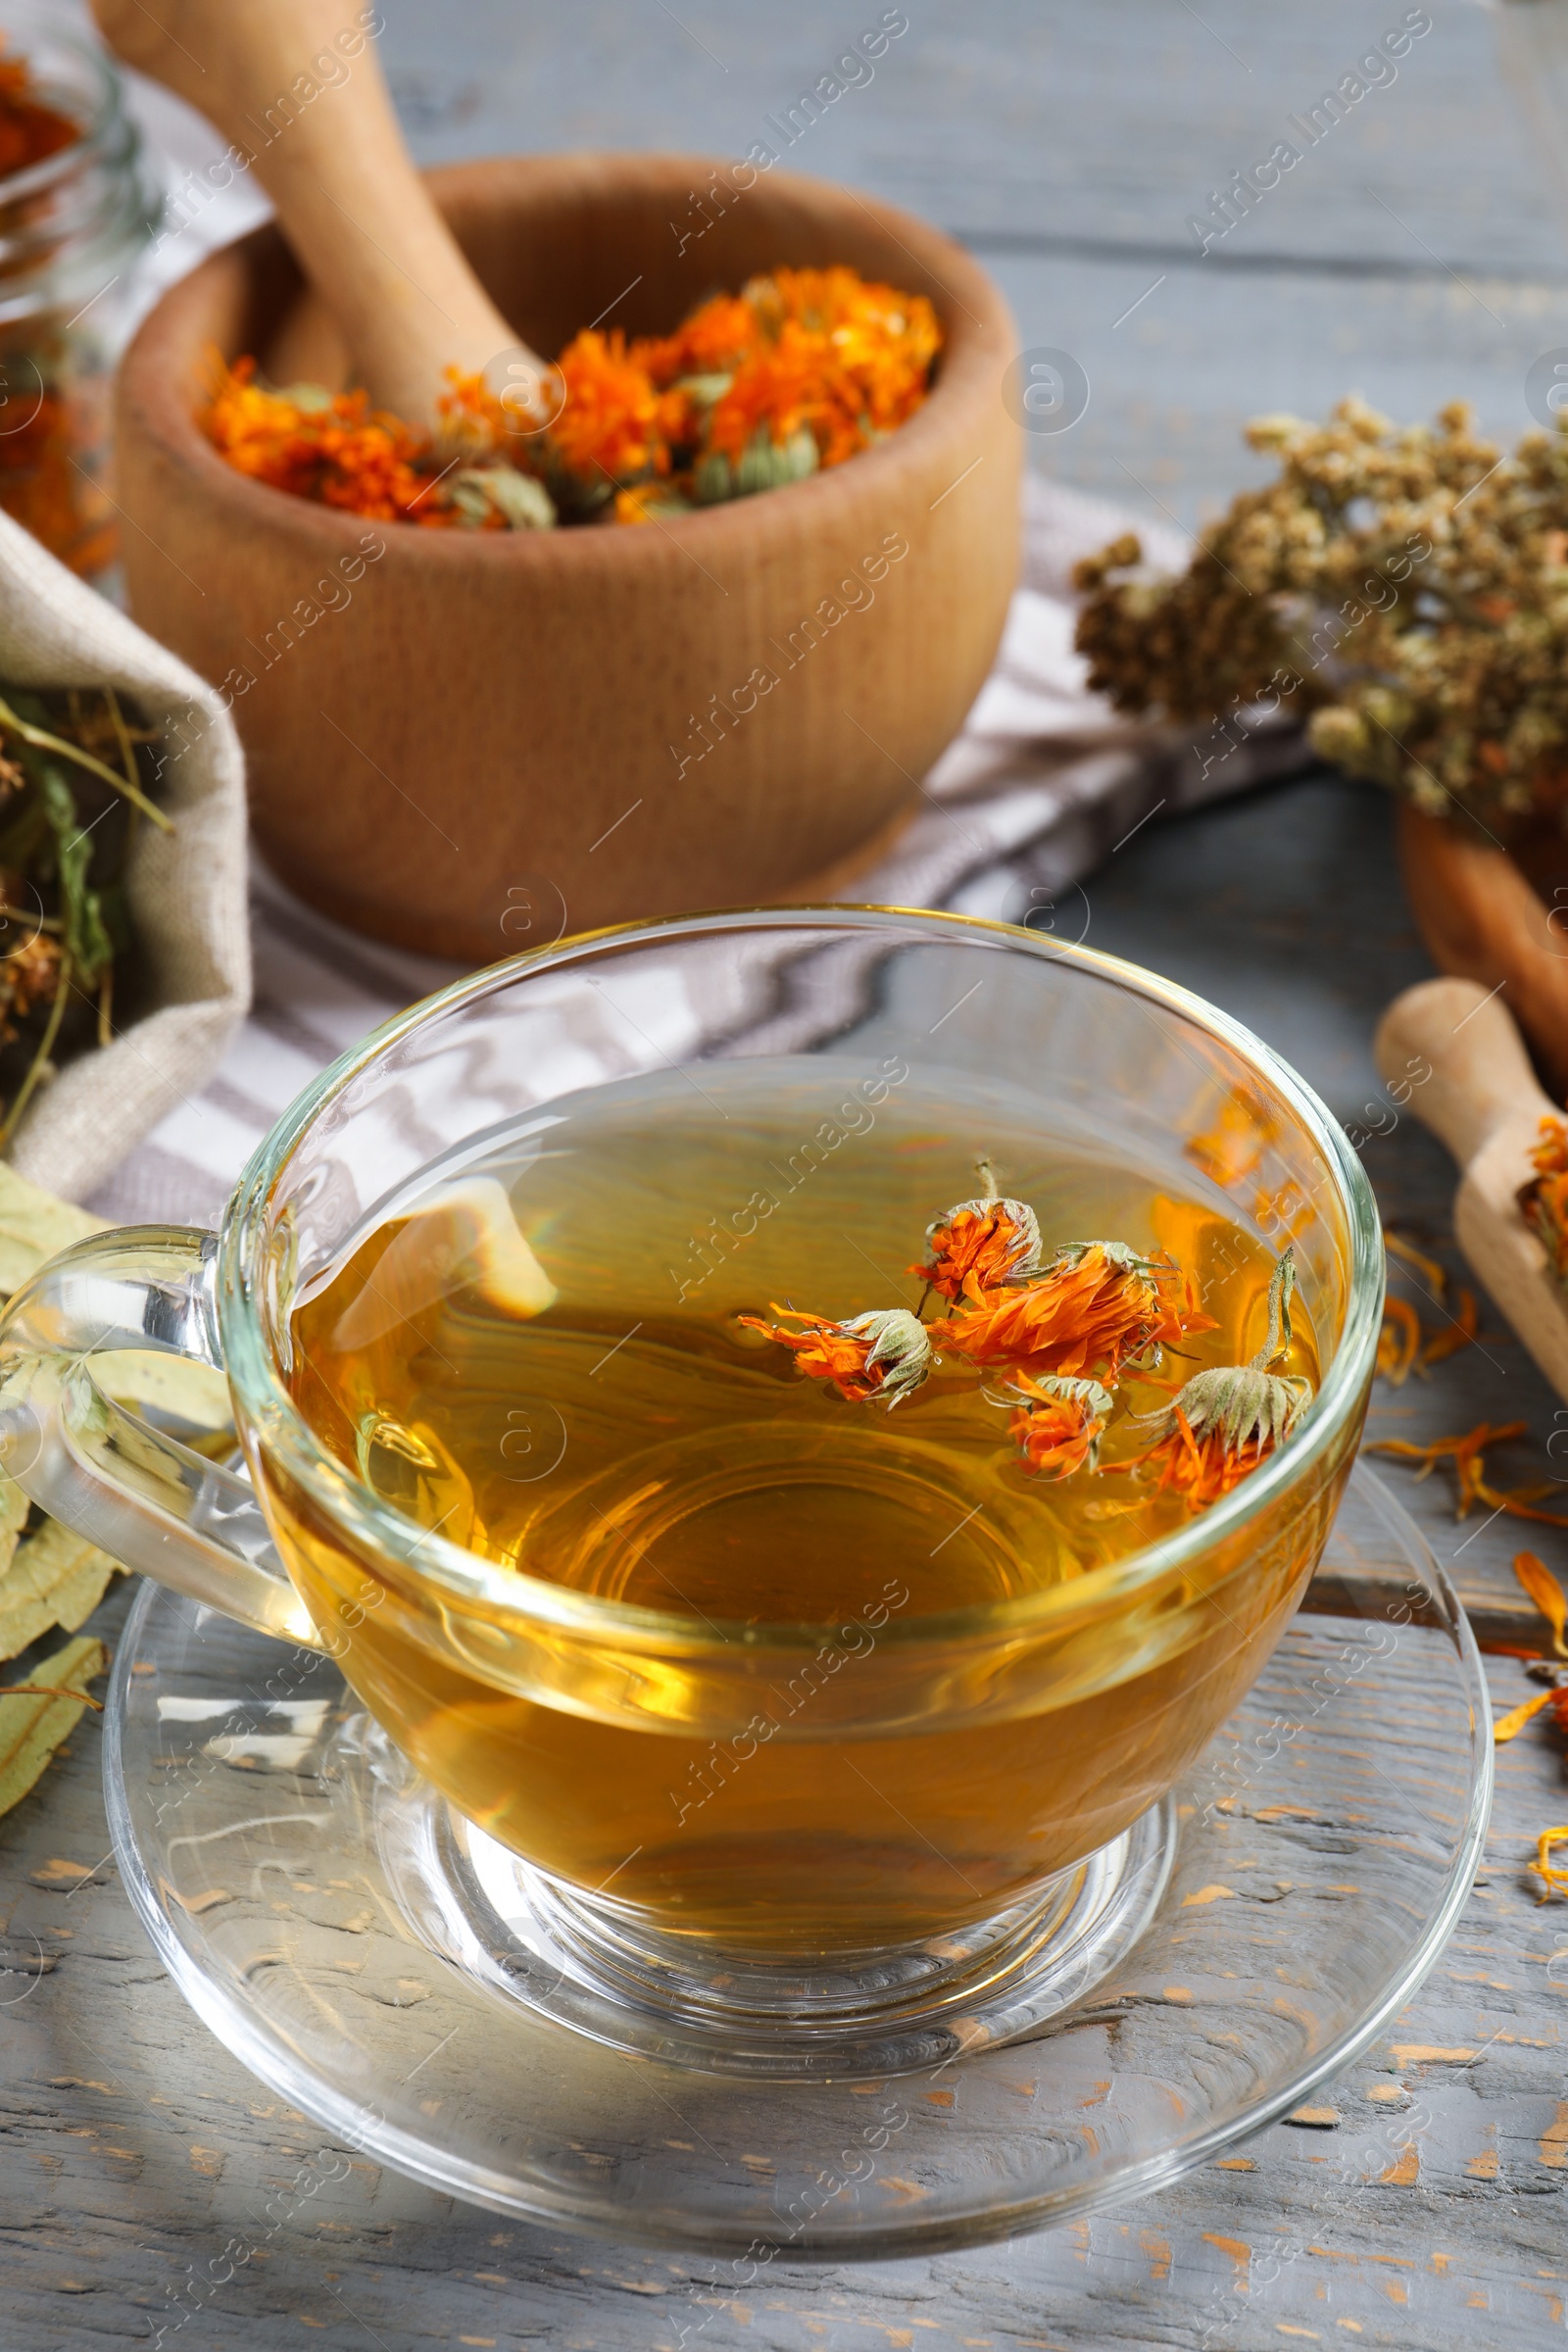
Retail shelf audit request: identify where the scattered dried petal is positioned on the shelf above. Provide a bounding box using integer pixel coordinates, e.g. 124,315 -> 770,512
1514,1550 -> 1568,1660
1421,1288 -> 1479,1369
1377,1297 -> 1423,1386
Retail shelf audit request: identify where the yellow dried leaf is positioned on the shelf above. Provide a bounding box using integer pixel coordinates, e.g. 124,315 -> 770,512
0,1163 -> 101,1298
0,1633 -> 106,1821
0,1519 -> 119,1663
1515,1549 -> 1568,1661
94,1349 -> 232,1436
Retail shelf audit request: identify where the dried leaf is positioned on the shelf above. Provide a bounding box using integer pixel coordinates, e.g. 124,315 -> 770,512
0,1159 -> 100,1296
0,1518 -> 118,1663
0,1633 -> 106,1821
1514,1550 -> 1568,1660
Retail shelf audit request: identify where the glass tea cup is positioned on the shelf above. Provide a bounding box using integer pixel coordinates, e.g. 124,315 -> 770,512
0,909 -> 1381,2070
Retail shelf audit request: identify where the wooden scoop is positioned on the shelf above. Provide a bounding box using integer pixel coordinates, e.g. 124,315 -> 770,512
89,0 -> 542,427
1374,975 -> 1568,1403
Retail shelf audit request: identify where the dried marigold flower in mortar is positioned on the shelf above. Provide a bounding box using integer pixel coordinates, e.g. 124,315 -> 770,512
912,1156 -> 1043,1306
933,1240 -> 1215,1384
1002,1373 -> 1113,1480
1133,1250 -> 1312,1507
738,1303 -> 933,1407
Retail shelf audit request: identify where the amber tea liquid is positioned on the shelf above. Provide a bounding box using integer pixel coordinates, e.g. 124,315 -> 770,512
276,1058 -> 1323,1949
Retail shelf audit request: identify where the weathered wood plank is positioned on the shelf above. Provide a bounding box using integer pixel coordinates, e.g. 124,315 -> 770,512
379,0 -> 1561,279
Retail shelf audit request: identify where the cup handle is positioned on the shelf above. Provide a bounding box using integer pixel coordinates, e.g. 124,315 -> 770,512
0,1224 -> 321,1648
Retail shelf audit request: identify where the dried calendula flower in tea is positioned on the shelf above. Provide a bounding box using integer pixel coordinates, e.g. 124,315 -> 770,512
738,1303 -> 934,1407
932,1240 -> 1215,1383
741,1156 -> 1312,1515
1002,1374 -> 1114,1480
1133,1250 -> 1313,1508
912,1156 -> 1044,1306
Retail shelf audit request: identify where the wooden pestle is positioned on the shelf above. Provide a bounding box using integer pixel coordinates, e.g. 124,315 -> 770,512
1374,976 -> 1568,1403
90,0 -> 542,428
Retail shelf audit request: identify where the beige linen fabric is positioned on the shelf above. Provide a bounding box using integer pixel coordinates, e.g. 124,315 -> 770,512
0,508 -> 249,1200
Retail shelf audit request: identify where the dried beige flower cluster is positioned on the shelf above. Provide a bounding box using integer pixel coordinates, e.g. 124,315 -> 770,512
1073,396 -> 1568,839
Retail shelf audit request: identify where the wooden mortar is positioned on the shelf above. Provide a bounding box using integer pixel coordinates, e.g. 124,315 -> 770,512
115,156 -> 1021,962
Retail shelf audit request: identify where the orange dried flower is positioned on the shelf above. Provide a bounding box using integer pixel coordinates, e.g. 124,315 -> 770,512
1127,1250 -> 1310,1507
1004,1374 -> 1112,1480
739,1303 -> 932,1406
913,1161 -> 1042,1306
1523,1115 -> 1568,1284
933,1242 -> 1215,1383
201,355 -> 443,523
547,328 -> 683,492
202,268 -> 941,529
1140,1403 -> 1276,1507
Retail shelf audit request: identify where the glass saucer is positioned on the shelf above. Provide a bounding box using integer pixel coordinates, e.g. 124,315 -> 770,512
102,1462 -> 1490,2258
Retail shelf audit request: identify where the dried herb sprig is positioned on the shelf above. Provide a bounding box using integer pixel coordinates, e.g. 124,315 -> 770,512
0,682 -> 165,1150
1072,396 -> 1568,843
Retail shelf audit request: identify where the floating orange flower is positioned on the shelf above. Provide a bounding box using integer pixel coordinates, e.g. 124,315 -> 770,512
1523,1115 -> 1568,1284
913,1163 -> 1042,1306
933,1242 -> 1215,1383
1128,1249 -> 1311,1508
739,1303 -> 932,1406
1004,1374 -> 1111,1480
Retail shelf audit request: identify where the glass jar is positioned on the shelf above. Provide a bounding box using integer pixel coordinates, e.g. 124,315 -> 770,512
0,6 -> 157,583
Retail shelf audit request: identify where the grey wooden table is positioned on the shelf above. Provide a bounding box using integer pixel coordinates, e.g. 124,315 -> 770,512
8,5 -> 1568,2345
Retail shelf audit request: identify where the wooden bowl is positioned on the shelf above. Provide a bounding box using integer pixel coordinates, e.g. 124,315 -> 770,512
114,154 -> 1021,961
1397,804 -> 1568,1101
